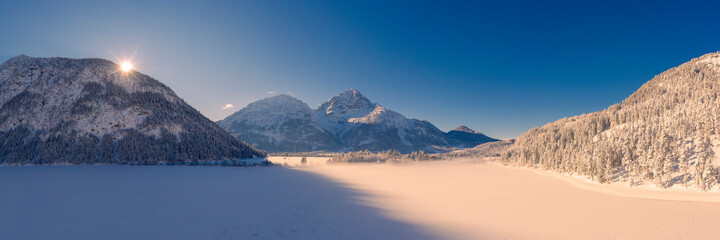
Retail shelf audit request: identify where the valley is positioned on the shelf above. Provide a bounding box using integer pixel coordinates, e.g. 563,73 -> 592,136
4,160 -> 720,240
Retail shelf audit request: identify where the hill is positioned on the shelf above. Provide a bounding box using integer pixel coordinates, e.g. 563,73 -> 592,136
503,52 -> 720,190
0,55 -> 264,165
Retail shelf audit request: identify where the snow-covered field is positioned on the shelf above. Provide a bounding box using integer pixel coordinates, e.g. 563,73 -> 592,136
299,160 -> 720,239
3,160 -> 720,239
0,165 -> 434,240
267,156 -> 331,167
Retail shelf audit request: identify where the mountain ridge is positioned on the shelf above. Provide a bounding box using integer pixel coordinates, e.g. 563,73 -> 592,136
219,89 -> 498,153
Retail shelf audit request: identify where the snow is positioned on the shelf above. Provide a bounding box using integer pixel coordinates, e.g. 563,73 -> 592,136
348,106 -> 410,128
224,95 -> 312,129
4,161 -> 720,239
220,88 -> 489,153
312,89 -> 378,136
311,107 -> 375,136
311,92 -> 415,143
505,161 -> 720,201
0,165 -> 435,240
267,156 -> 331,167
218,95 -> 326,144
450,125 -> 478,133
74,104 -> 149,137
299,160 -> 720,239
697,53 -> 720,67
0,56 -> 263,163
0,56 -> 186,139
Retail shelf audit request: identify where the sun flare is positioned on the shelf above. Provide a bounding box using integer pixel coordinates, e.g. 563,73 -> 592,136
121,62 -> 133,72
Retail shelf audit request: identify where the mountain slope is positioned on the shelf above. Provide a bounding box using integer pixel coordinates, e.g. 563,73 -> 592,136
217,95 -> 337,152
220,89 -> 497,153
315,89 -> 376,134
0,55 -> 264,165
503,52 -> 720,190
446,125 -> 498,148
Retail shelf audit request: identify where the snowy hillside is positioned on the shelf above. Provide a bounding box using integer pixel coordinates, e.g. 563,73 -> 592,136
0,55 -> 264,165
217,95 -> 337,152
220,89 -> 498,153
503,52 -> 720,190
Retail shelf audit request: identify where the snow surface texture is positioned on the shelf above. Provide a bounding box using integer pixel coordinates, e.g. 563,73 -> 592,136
299,161 -> 720,240
5,162 -> 720,240
218,89 -> 498,153
268,156 -> 331,167
0,166 -> 437,240
0,55 -> 264,165
504,51 -> 720,190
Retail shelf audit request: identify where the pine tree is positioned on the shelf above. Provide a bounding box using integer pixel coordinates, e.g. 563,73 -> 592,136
695,136 -> 716,191
679,143 -> 694,187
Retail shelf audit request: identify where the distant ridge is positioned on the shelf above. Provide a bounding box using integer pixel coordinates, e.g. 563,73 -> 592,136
219,89 -> 498,153
446,125 -> 497,148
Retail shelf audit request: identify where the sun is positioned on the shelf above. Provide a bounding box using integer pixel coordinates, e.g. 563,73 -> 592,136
121,62 -> 133,72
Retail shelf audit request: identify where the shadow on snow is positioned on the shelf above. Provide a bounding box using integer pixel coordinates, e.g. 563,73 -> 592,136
0,166 -> 441,240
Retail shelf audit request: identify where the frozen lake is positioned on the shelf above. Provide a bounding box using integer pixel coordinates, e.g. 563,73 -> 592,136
266,156 -> 331,167
0,165 -> 435,240
3,161 -> 720,239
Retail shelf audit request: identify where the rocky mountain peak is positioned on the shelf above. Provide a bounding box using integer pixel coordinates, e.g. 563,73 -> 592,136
317,89 -> 375,116
220,88 -> 498,153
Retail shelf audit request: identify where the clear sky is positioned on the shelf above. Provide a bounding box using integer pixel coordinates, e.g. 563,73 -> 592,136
1,0 -> 719,139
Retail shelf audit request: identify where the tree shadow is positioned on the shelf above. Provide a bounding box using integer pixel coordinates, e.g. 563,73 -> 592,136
0,166 -> 442,240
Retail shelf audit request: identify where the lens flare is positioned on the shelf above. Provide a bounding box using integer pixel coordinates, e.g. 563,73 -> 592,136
121,62 -> 133,72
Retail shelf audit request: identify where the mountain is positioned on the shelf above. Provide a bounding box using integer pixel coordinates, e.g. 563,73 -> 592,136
503,52 -> 720,190
314,89 -> 376,134
446,125 -> 498,148
217,95 -> 337,152
0,55 -> 264,165
220,89 -> 498,153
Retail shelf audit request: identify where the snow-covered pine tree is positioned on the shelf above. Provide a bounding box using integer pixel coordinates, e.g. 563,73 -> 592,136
503,52 -> 720,190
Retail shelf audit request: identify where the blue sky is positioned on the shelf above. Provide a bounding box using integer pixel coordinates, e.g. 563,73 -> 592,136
1,0 -> 719,139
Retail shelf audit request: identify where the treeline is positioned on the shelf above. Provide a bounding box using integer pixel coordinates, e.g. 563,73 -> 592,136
503,53 -> 720,190
441,140 -> 514,159
311,140 -> 514,163
330,149 -> 437,163
0,126 -> 265,165
271,151 -> 336,157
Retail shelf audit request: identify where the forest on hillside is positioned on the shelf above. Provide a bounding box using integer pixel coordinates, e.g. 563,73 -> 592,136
503,54 -> 720,190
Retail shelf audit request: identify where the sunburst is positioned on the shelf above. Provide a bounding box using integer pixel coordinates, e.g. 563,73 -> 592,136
121,61 -> 133,72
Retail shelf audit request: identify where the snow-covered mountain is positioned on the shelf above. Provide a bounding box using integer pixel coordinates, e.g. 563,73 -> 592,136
445,125 -> 498,148
503,52 -> 720,190
217,95 -> 337,152
0,55 -> 264,165
220,89 -> 498,153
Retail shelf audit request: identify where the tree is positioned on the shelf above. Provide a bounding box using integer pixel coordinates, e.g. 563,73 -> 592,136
654,131 -> 677,188
679,143 -> 694,187
695,136 -> 716,191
